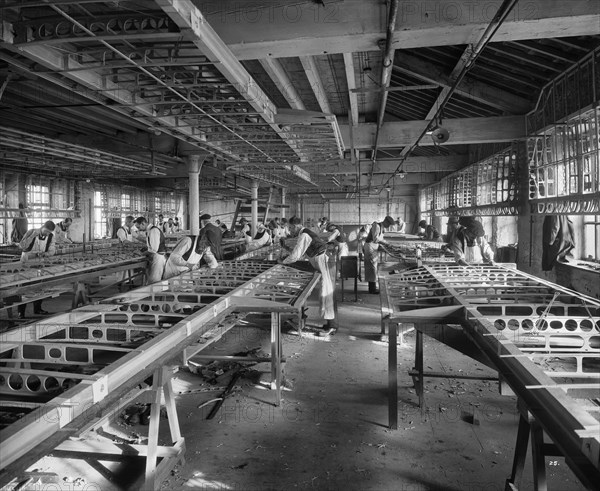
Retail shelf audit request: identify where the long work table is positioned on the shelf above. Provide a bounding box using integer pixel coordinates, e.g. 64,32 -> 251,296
380,263 -> 600,490
0,260 -> 320,489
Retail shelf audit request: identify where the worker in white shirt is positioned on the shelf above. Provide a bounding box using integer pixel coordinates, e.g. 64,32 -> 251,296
54,217 -> 73,244
363,215 -> 396,294
17,221 -> 56,317
116,215 -> 136,243
239,217 -> 251,238
318,217 -> 329,232
279,216 -> 335,334
325,223 -> 349,256
162,217 -> 176,235
280,218 -> 290,237
134,217 -> 167,284
245,222 -> 272,251
450,217 -> 495,266
268,219 -> 286,241
163,235 -> 218,280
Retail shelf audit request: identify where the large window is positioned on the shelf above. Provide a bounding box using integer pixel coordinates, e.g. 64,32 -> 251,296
94,190 -> 107,239
121,193 -> 131,222
583,214 -> 600,262
529,109 -> 600,202
26,184 -> 50,229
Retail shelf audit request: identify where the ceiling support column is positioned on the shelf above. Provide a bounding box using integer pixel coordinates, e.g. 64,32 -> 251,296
186,154 -> 204,235
280,187 -> 287,220
251,180 -> 259,238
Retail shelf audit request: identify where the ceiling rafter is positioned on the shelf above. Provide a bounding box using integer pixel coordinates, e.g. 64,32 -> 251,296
299,56 -> 332,114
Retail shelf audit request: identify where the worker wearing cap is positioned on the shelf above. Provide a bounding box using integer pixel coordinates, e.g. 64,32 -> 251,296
134,217 -> 167,284
200,213 -> 224,260
239,217 -> 251,238
279,216 -> 335,333
163,235 -> 218,280
162,217 -> 176,235
363,216 -> 395,294
418,219 -> 442,242
451,216 -> 494,266
116,215 -> 136,243
446,216 -> 462,243
17,221 -> 57,317
54,217 -> 73,244
318,217 -> 329,232
20,220 -> 56,262
245,222 -> 272,252
325,223 -> 349,257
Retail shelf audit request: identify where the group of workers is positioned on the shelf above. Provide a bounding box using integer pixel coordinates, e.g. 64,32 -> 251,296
9,206 -> 494,336
13,218 -> 72,318
156,214 -> 181,235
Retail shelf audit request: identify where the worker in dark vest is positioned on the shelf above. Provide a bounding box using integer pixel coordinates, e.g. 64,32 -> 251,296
238,217 -> 251,238
11,203 -> 28,244
280,216 -> 335,334
163,235 -> 218,280
17,221 -> 56,317
116,215 -> 136,243
134,217 -> 167,284
200,213 -> 224,260
54,217 -> 73,244
451,217 -> 494,266
245,222 -> 272,251
418,220 -> 442,242
363,215 -> 396,294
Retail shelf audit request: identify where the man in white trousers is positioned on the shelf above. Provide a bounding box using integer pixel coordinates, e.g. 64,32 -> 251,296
279,216 -> 335,335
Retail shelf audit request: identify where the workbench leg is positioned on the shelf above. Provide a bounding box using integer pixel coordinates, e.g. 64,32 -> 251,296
72,281 -> 89,308
530,421 -> 548,491
163,374 -> 182,446
414,329 -> 424,410
145,367 -> 167,489
388,320 -> 398,430
354,275 -> 357,302
341,276 -> 345,303
505,413 -> 530,491
271,312 -> 282,406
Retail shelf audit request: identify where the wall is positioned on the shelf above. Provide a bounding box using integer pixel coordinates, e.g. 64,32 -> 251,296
199,198 -> 239,228
298,196 -> 418,230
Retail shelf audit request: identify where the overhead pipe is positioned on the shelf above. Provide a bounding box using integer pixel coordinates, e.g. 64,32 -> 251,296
380,0 -> 520,191
368,0 -> 400,192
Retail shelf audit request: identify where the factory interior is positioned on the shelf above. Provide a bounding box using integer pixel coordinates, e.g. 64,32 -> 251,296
0,1 -> 599,490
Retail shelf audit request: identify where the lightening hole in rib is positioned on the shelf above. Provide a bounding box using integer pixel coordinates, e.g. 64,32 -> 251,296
26,375 -> 41,392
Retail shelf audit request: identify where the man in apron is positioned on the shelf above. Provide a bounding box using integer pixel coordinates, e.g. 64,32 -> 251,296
163,235 -> 218,280
245,222 -> 272,252
134,217 -> 167,284
200,214 -> 224,260
17,221 -> 56,317
280,216 -> 335,334
54,217 -> 73,244
116,215 -> 136,243
324,223 -> 349,275
451,217 -> 494,266
363,216 -> 396,294
418,220 -> 442,242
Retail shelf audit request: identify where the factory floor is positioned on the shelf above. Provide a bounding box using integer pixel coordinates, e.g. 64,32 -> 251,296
9,270 -> 587,491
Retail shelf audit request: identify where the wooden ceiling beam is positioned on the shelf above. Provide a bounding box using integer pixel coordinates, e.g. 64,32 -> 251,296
259,58 -> 306,110
392,52 -> 531,113
299,56 -> 332,114
343,53 -> 359,126
196,0 -> 600,60
339,116 -> 525,149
